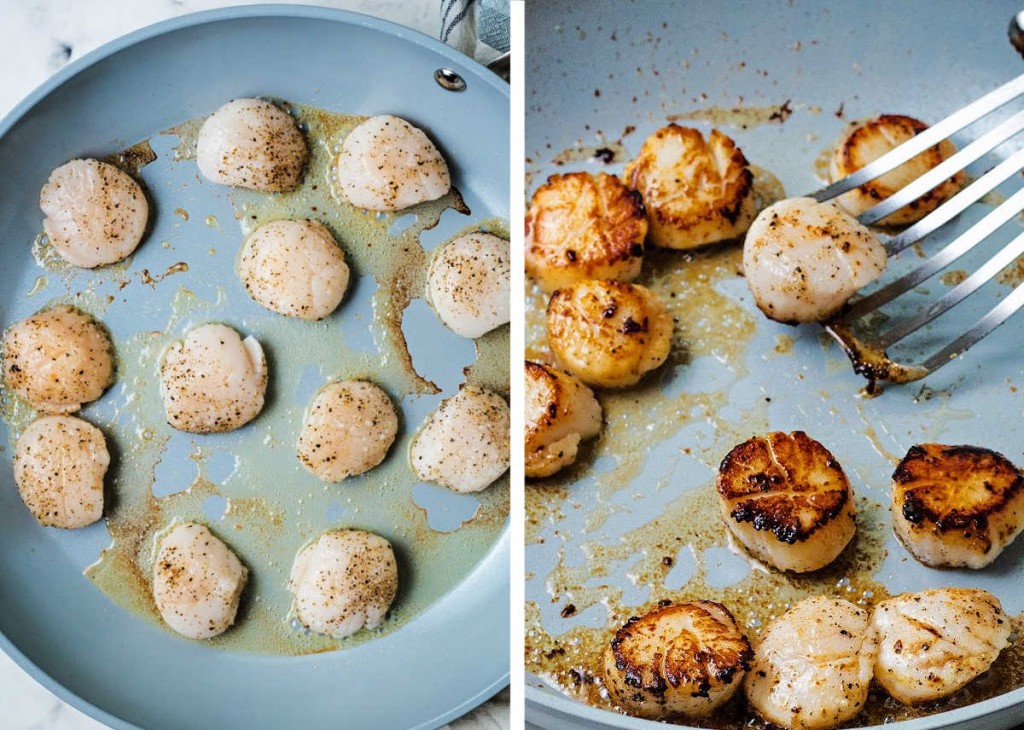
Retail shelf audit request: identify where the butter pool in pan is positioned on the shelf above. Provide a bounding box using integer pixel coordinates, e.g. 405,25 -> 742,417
0,7 -> 509,730
524,2 -> 1024,729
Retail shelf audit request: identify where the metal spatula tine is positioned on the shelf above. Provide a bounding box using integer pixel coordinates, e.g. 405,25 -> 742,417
821,72 -> 1024,384
885,145 -> 1024,256
876,228 -> 1024,348
918,279 -> 1024,373
855,108 -> 1024,226
811,71 -> 1024,203
843,185 -> 1024,321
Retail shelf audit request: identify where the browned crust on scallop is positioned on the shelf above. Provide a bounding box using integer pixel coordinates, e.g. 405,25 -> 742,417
892,444 -> 1024,546
835,114 -> 963,225
717,431 -> 851,544
525,172 -> 646,289
625,125 -> 754,238
609,601 -> 753,698
524,360 -> 562,442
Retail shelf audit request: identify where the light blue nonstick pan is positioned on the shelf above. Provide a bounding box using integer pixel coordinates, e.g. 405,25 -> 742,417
525,1 -> 1024,729
0,5 -> 509,729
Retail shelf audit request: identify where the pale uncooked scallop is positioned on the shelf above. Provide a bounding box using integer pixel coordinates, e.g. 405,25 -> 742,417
288,529 -> 398,639
153,522 -> 248,640
40,159 -> 149,268
160,323 -> 267,433
427,232 -> 510,338
2,305 -> 114,414
196,98 -> 308,192
872,588 -> 1012,705
337,114 -> 450,211
13,415 -> 109,529
297,381 -> 399,482
410,386 -> 510,493
238,219 -> 350,320
743,197 -> 888,324
745,597 -> 879,730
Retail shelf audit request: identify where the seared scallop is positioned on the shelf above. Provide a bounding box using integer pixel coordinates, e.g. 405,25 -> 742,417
525,172 -> 647,293
717,431 -> 856,573
153,522 -> 248,640
872,588 -> 1012,705
13,415 -> 108,528
745,596 -> 879,730
546,279 -> 672,388
337,115 -> 450,211
288,529 -> 398,639
297,380 -> 399,482
237,219 -> 350,320
524,361 -> 602,479
427,232 -> 510,338
2,305 -> 114,414
829,114 -> 963,226
743,197 -> 888,324
410,386 -> 509,493
891,443 -> 1024,568
603,601 -> 753,720
624,125 -> 756,249
160,323 -> 267,433
196,98 -> 308,192
40,159 -> 148,268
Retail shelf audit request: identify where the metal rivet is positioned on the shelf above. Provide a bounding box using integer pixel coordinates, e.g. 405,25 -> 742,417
434,68 -> 467,92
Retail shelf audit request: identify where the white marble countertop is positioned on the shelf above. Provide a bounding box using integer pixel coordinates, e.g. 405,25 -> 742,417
0,1 -> 508,728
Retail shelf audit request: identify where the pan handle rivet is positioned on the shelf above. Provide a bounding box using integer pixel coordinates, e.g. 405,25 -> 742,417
434,68 -> 466,92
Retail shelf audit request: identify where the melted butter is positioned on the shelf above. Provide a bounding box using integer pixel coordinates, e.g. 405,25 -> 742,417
551,141 -> 631,167
523,156 -> 1023,723
668,100 -> 794,129
30,100 -> 513,655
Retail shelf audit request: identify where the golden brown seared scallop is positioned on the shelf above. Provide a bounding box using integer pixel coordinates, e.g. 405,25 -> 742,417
603,601 -> 753,720
13,415 -> 109,528
546,279 -> 672,388
2,305 -> 114,414
829,114 -> 963,226
525,172 -> 647,293
717,431 -> 856,573
891,443 -> 1024,568
743,197 -> 888,324
524,361 -> 602,478
871,588 -> 1012,705
745,596 -> 879,730
624,125 -> 756,250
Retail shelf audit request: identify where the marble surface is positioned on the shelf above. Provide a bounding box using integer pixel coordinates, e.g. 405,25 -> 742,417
0,1 -> 508,728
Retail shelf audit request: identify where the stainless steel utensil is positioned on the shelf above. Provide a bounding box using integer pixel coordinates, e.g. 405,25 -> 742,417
819,69 -> 1024,388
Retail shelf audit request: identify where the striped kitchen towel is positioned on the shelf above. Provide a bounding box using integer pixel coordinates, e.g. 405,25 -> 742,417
440,0 -> 510,65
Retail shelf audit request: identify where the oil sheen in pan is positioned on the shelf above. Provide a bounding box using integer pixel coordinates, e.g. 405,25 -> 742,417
0,101 -> 509,655
524,136 -> 1024,725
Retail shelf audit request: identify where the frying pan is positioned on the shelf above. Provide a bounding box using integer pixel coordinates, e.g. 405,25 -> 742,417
524,1 -> 1024,729
0,5 -> 508,729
